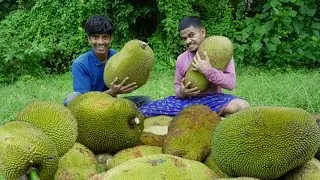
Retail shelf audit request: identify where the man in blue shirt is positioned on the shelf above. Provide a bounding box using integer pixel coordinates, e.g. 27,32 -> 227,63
64,15 -> 152,107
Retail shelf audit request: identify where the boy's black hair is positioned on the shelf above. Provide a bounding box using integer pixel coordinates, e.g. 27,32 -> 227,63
84,15 -> 114,36
178,16 -> 202,32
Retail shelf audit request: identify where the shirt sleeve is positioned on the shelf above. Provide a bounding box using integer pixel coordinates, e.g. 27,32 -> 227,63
202,58 -> 236,90
72,62 -> 91,94
174,57 -> 184,97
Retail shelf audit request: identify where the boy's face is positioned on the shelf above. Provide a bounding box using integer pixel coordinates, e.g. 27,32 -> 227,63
88,34 -> 113,57
179,26 -> 205,53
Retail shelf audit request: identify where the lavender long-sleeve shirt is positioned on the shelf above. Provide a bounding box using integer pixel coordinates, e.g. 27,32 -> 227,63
174,50 -> 236,97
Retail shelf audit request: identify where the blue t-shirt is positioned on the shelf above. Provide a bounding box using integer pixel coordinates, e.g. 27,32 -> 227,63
71,49 -> 117,93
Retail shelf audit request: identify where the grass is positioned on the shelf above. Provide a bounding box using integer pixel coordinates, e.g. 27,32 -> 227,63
1,68 -> 319,124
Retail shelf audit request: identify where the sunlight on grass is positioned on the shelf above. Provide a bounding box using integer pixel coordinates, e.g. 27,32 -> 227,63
1,68 -> 319,124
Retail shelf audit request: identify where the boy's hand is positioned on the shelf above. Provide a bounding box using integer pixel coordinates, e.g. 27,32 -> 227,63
105,77 -> 137,97
179,78 -> 200,98
191,51 -> 211,74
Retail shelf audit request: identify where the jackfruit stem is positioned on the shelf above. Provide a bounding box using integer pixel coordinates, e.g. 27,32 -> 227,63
140,42 -> 147,49
28,168 -> 40,180
129,117 -> 140,127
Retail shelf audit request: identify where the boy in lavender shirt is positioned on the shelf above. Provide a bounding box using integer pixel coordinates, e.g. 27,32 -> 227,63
140,16 -> 250,117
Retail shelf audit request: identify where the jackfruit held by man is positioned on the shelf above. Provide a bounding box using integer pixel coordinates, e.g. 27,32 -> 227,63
0,121 -> 58,180
67,91 -> 145,154
184,35 -> 234,91
211,106 -> 320,180
104,39 -> 154,89
17,101 -> 78,157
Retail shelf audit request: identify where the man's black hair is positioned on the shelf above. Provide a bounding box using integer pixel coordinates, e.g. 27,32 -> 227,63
178,16 -> 202,32
84,15 -> 114,36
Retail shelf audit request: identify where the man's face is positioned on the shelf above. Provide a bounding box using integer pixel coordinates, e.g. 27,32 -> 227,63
179,26 -> 206,53
88,34 -> 112,57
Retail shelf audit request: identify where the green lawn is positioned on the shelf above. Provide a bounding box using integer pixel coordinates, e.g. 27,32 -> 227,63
1,68 -> 319,124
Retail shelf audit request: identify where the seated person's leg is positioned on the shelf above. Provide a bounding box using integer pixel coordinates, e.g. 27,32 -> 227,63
64,92 -> 81,106
122,96 -> 153,107
220,99 -> 250,116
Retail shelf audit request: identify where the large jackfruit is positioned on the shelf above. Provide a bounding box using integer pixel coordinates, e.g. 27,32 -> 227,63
17,101 -> 78,157
280,158 -> 320,180
89,154 -> 218,180
163,105 -> 221,161
211,106 -> 320,180
185,35 -> 233,91
67,91 -> 144,153
0,121 -> 58,179
55,142 -> 98,180
104,39 -> 154,88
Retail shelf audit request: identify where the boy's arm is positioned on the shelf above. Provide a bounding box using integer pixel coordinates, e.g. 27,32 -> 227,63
72,62 -> 91,94
202,59 -> 236,90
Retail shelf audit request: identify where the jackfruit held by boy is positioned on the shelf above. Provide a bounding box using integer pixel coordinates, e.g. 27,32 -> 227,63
280,158 -> 320,180
139,115 -> 173,147
107,145 -> 162,169
104,39 -> 154,88
211,106 -> 320,180
55,142 -> 98,180
184,35 -> 234,92
67,91 -> 145,154
0,121 -> 58,180
163,105 -> 221,162
17,101 -> 78,157
89,154 -> 218,180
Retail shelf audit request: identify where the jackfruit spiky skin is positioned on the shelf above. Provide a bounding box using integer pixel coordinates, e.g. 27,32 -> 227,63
217,178 -> 261,180
89,154 -> 218,180
280,158 -> 320,180
314,113 -> 320,160
104,39 -> 154,88
0,121 -> 58,179
211,106 -> 320,180
55,142 -> 98,180
184,35 -> 233,91
163,105 -> 221,161
204,153 -> 228,178
67,91 -> 145,153
107,145 -> 162,169
17,101 -> 78,157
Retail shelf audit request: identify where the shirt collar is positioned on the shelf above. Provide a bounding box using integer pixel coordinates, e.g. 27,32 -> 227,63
91,49 -> 112,66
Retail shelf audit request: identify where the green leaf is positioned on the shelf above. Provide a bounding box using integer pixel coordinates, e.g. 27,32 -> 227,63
266,42 -> 277,51
271,36 -> 281,45
311,23 -> 320,30
293,19 -> 304,34
299,6 -> 316,16
290,10 -> 297,17
281,16 -> 292,26
251,41 -> 263,52
270,0 -> 281,8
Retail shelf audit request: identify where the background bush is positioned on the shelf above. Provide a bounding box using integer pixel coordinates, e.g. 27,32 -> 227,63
0,0 -> 319,83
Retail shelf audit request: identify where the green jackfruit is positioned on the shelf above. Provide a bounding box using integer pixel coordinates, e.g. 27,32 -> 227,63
185,35 -> 233,91
89,154 -> 218,180
55,142 -> 98,180
104,39 -> 154,88
163,105 -> 221,161
17,101 -> 78,157
0,121 -> 58,179
204,153 -> 228,178
107,145 -> 162,169
67,91 -> 144,153
211,106 -> 320,180
280,158 -> 320,180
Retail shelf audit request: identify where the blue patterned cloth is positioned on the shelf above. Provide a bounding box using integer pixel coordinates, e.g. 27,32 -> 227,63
140,93 -> 237,117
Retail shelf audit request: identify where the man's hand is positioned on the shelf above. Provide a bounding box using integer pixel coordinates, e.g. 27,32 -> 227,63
191,51 -> 211,74
178,78 -> 200,98
105,77 -> 137,97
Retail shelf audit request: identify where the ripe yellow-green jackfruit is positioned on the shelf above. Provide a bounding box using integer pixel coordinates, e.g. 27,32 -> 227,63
107,145 -> 162,169
163,105 -> 221,161
17,101 -> 78,157
104,39 -> 154,88
0,121 -> 58,179
55,142 -> 98,180
185,35 -> 233,91
67,91 -> 144,153
89,154 -> 218,180
211,106 -> 320,180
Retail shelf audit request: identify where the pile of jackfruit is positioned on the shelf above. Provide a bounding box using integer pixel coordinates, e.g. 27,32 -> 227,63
1,93 -> 320,180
